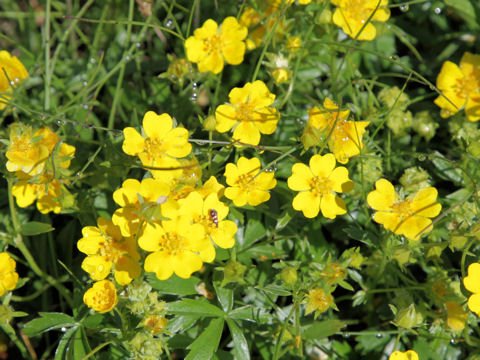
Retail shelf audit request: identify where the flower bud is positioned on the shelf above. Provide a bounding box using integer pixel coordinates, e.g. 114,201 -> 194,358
222,260 -> 247,286
280,266 -> 298,285
395,303 -> 423,329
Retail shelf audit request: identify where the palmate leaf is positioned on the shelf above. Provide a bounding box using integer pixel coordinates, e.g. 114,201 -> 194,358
185,318 -> 224,360
23,312 -> 76,337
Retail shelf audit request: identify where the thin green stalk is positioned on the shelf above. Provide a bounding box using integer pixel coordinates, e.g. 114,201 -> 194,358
44,0 -> 51,111
107,0 -> 135,132
1,324 -> 30,359
273,301 -> 299,360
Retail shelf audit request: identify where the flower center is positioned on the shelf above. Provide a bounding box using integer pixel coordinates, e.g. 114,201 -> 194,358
204,34 -> 222,54
236,102 -> 255,123
391,199 -> 414,220
309,176 -> 332,196
98,235 -> 128,263
159,232 -> 186,255
144,137 -> 166,161
455,74 -> 478,100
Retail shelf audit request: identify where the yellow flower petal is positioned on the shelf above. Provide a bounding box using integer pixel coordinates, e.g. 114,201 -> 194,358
292,191 -> 320,218
464,263 -> 480,294
215,104 -> 237,133
320,192 -> 346,219
288,163 -> 314,191
367,179 -> 395,210
310,153 -> 335,179
122,127 -> 145,155
410,187 -> 441,218
143,111 -> 173,140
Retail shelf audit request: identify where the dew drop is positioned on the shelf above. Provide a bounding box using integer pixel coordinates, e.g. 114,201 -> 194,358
389,55 -> 399,61
360,19 -> 365,24
90,58 -> 96,64
192,82 -> 198,89
61,327 -> 67,332
343,333 -> 350,338
190,93 -> 198,102
135,42 -> 142,48
376,333 -> 383,338
76,172 -> 81,177
429,84 -> 436,90
83,104 -> 89,110
56,120 -> 62,125
125,55 -> 131,61
434,7 -> 441,14
9,80 -> 14,86
418,154 -> 426,161
14,77 -> 20,83
399,4 -> 409,12
83,81 -> 88,87
165,19 -> 173,29
450,339 -> 455,344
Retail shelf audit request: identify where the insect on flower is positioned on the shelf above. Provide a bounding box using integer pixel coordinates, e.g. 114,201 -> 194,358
209,209 -> 218,227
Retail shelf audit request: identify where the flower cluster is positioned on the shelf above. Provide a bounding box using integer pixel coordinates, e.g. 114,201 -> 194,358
434,52 -> 480,121
0,50 -> 28,110
367,179 -> 441,240
6,123 -> 75,214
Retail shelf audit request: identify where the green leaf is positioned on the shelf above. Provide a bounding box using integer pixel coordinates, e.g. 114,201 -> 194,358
226,318 -> 250,360
54,326 -> 78,360
23,312 -> 76,337
66,327 -> 89,360
147,274 -> 201,295
302,320 -> 347,340
214,282 -> 233,313
444,0 -> 478,28
243,216 -> 266,248
167,299 -> 225,317
275,210 -> 292,230
20,222 -> 55,236
256,284 -> 291,296
186,318 -> 224,360
431,151 -> 463,184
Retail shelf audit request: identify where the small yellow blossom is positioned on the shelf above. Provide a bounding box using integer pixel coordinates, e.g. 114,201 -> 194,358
299,0 -> 312,4
185,17 -> 247,74
138,216 -> 214,280
272,68 -> 291,84
305,288 -> 334,318
224,157 -> 277,207
12,176 -> 63,214
6,124 -> 75,176
445,301 -> 467,331
367,179 -> 442,240
286,36 -> 302,52
434,52 -> 480,121
83,280 -> 117,313
301,98 -> 370,164
112,178 -> 174,237
463,263 -> 480,316
0,51 -> 28,110
215,81 -> 279,146
178,191 -> 237,249
77,218 -> 141,286
122,111 -> 192,179
0,252 -> 19,296
287,153 -> 353,219
331,0 -> 390,41
388,350 -> 419,360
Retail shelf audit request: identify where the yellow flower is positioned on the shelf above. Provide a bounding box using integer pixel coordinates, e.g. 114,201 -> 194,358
301,98 -> 370,164
445,301 -> 467,331
299,0 -> 312,4
434,52 -> 480,121
138,216 -> 214,280
215,81 -> 280,146
331,0 -> 390,41
272,68 -> 291,84
122,111 -> 192,179
6,124 -> 75,175
463,263 -> 480,316
77,218 -> 141,286
12,176 -> 63,214
0,252 -> 19,296
178,191 -> 237,249
367,179 -> 442,240
287,153 -> 353,219
224,157 -> 277,207
83,280 -> 117,313
388,350 -> 419,360
286,36 -> 302,52
185,17 -> 247,74
0,51 -> 28,110
112,178 -> 174,237
305,288 -> 334,318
